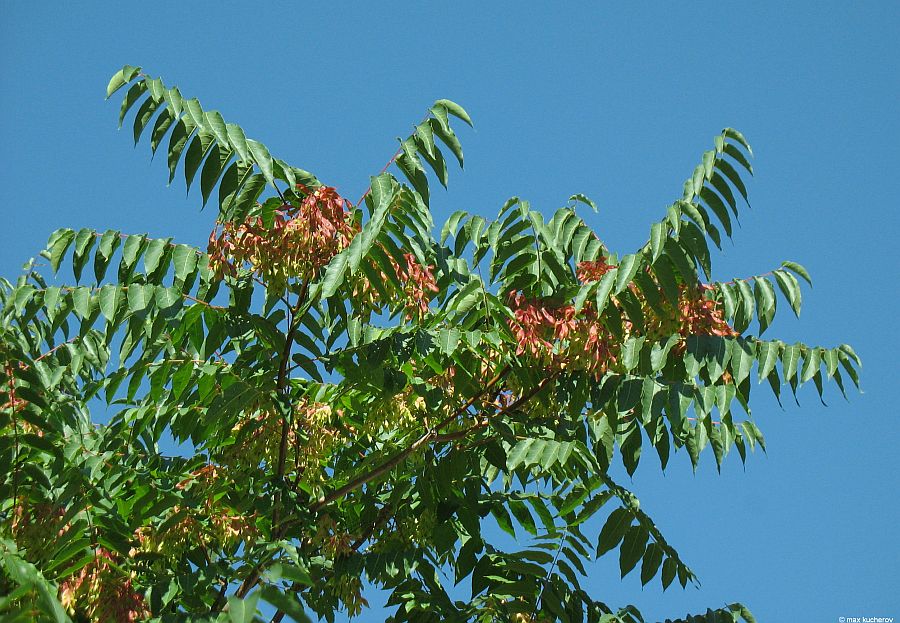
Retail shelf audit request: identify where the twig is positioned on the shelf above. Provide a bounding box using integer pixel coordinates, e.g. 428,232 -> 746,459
355,113 -> 431,207
355,145 -> 403,207
272,280 -> 309,533
531,527 -> 568,620
308,366 -> 511,513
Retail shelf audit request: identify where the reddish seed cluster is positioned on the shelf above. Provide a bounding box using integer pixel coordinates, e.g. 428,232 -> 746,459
58,548 -> 149,623
576,258 -> 615,282
396,253 -> 440,319
208,185 -> 355,287
675,284 -> 737,338
507,292 -> 616,373
220,400 -> 338,487
507,253 -> 737,374
169,464 -> 256,548
8,505 -> 149,622
128,467 -> 256,565
10,503 -> 68,556
352,252 -> 440,320
2,362 -> 26,415
313,516 -> 370,616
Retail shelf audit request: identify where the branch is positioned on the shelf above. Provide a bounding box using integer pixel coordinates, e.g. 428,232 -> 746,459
272,279 -> 309,533
350,504 -> 393,552
309,365 -> 522,513
434,370 -> 560,444
532,527 -> 568,619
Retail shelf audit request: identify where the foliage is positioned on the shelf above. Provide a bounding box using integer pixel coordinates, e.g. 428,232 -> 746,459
0,65 -> 860,623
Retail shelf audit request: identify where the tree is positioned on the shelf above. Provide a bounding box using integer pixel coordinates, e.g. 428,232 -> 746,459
0,65 -> 860,623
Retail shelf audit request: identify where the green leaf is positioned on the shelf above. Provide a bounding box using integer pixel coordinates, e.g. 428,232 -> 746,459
98,285 -> 121,322
203,110 -> 230,147
723,142 -> 753,174
569,193 -> 599,213
716,158 -> 750,204
753,276 -> 776,331
594,268 -> 618,314
247,139 -> 275,186
118,82 -> 147,128
435,328 -> 460,355
614,253 -> 642,294
227,591 -> 261,623
259,585 -> 313,623
414,121 -> 437,159
319,175 -> 395,298
121,234 -> 147,271
166,119 -> 193,183
143,237 -> 170,275
838,350 -> 861,389
699,188 -> 733,237
781,343 -> 801,383
507,438 -> 535,471
621,336 -> 645,372
508,500 -> 537,535
429,116 -> 464,167
731,338 -> 755,385
200,143 -> 233,206
734,279 -> 755,331
640,543 -> 664,586
573,281 -> 596,314
149,109 -> 175,154
132,95 -> 160,145
781,260 -> 812,286
649,222 -> 666,261
127,284 -> 154,312
225,123 -> 251,163
838,343 -> 862,366
490,505 -> 516,538
433,99 -> 473,126
597,508 -> 631,556
72,228 -> 96,281
47,228 -> 76,273
619,525 -> 649,578
184,129 -> 215,191
663,237 -> 697,283
800,347 -> 821,384
650,335 -> 679,373
661,557 -> 677,590
723,127 -> 752,154
772,269 -> 802,317
106,65 -> 141,99
172,245 -> 198,282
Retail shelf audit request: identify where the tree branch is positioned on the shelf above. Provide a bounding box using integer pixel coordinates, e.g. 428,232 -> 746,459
309,365 -> 528,513
272,279 -> 309,532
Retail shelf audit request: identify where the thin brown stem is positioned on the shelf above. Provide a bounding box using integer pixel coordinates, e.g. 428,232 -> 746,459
234,568 -> 262,600
435,370 -> 561,445
268,582 -> 302,623
33,337 -> 80,363
355,113 -> 431,207
355,147 -> 403,207
4,362 -> 21,521
272,280 -> 310,532
350,507 -> 391,553
309,365 -> 515,513
210,578 -> 229,613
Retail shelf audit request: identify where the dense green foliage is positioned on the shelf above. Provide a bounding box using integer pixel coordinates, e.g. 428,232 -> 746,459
0,65 -> 859,623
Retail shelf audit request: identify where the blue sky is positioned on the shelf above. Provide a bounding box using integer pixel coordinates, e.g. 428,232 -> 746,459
1,2 -> 898,621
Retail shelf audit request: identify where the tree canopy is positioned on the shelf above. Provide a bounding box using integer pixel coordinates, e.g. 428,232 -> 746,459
0,65 -> 860,623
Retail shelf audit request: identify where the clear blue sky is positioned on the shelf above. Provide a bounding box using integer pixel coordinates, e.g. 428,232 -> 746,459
1,2 -> 897,621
